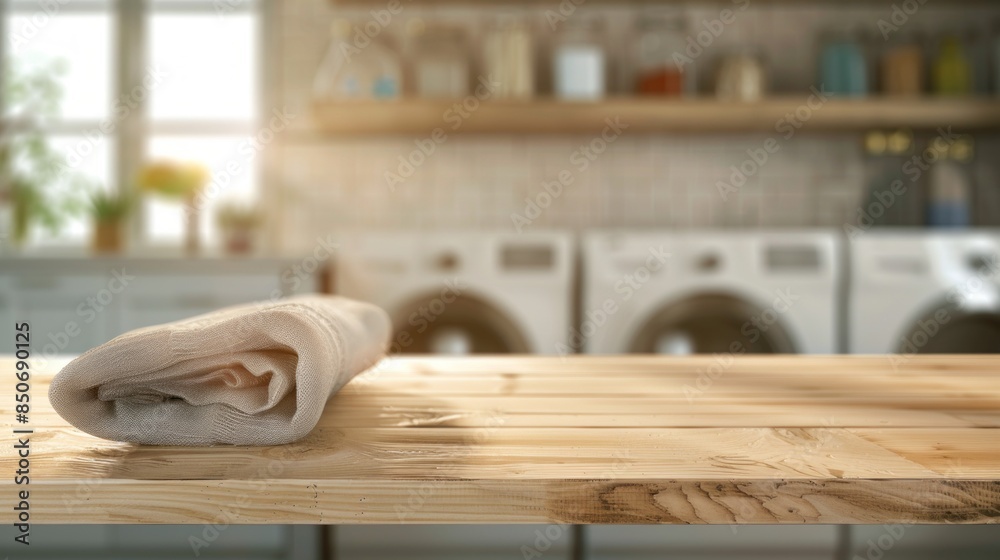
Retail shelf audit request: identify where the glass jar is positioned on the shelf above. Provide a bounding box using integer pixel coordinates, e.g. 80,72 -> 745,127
313,19 -> 363,100
881,34 -> 924,96
819,27 -> 869,97
367,36 -> 403,99
483,14 -> 534,100
410,20 -> 469,98
633,13 -> 687,96
312,18 -> 402,101
553,17 -> 605,100
715,49 -> 766,101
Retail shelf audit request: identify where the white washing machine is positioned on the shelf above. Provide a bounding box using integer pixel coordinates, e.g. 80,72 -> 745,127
336,233 -> 574,560
850,231 -> 1000,353
335,230 -> 573,355
582,230 -> 840,354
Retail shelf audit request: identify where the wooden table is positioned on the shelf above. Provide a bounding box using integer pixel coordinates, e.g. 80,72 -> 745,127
3,355 -> 1000,525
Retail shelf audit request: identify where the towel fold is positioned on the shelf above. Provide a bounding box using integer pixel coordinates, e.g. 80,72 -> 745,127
48,295 -> 391,446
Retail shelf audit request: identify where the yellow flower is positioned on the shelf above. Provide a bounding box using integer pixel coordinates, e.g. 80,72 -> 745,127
137,161 -> 209,199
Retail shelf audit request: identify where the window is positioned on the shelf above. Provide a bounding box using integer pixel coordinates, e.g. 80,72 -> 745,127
2,0 -> 262,248
4,1 -> 115,245
145,1 -> 260,245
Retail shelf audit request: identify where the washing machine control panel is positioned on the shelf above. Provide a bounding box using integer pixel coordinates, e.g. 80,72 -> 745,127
500,244 -> 555,271
764,245 -> 822,273
874,254 -> 927,276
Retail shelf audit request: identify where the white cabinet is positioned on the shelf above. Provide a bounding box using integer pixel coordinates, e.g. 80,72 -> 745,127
0,525 -> 319,559
0,273 -> 114,355
850,525 -> 1000,560
0,525 -> 113,552
334,525 -> 843,560
587,525 -> 838,560
335,525 -> 570,560
115,525 -> 288,556
0,257 -> 318,349
117,271 -> 298,334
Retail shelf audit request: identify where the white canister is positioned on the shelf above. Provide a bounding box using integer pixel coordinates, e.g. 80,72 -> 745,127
553,18 -> 606,100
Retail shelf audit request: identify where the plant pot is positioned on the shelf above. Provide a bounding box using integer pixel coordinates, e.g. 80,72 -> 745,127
92,221 -> 124,254
222,226 -> 256,255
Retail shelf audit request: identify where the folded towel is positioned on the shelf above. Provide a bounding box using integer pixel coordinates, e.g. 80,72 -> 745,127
49,295 -> 391,446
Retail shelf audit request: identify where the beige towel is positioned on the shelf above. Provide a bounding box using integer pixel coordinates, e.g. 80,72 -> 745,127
48,295 -> 390,446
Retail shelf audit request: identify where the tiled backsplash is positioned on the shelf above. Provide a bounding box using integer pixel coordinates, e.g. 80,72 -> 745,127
270,0 -> 1000,252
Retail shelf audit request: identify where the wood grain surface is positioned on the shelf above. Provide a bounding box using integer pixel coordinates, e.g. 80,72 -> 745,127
2,355 -> 999,524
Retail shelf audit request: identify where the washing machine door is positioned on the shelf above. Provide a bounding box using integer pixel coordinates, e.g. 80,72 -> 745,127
900,306 -> 1000,353
392,294 -> 532,354
628,293 -> 797,354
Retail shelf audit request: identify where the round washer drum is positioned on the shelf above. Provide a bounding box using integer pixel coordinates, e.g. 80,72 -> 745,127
627,293 -> 797,354
900,305 -> 1000,354
391,294 -> 532,354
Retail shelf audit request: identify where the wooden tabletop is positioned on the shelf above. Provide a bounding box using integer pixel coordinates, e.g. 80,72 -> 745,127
3,355 -> 1000,525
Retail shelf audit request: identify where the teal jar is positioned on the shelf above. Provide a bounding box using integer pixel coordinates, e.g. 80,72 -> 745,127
820,29 -> 868,96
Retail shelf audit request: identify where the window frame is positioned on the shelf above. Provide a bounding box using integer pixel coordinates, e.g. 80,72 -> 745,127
1,0 -> 268,248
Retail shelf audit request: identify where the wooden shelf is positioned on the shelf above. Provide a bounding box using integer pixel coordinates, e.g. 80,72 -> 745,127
310,97 -> 1000,135
331,0 -> 995,5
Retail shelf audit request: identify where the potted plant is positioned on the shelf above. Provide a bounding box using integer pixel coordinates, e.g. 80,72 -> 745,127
88,189 -> 132,254
215,202 -> 262,255
137,160 -> 210,254
1,59 -> 83,250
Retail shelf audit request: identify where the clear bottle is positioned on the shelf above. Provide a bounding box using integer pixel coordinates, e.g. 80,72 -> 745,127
927,136 -> 973,227
483,13 -> 534,100
367,36 -> 403,99
553,17 -> 606,100
633,12 -> 687,96
410,19 -> 469,98
312,19 -> 402,101
313,19 -> 365,100
715,48 -> 766,101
